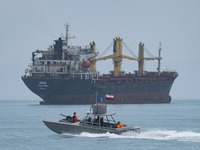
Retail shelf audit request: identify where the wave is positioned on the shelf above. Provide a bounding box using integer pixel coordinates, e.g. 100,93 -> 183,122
62,130 -> 200,143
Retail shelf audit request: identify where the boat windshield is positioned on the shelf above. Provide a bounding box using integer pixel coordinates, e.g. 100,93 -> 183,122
82,113 -> 117,127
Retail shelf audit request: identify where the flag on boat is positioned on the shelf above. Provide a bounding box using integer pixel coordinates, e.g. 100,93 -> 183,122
97,96 -> 105,103
106,94 -> 114,100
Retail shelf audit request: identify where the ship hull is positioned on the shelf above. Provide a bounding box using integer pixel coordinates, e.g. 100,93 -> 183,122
22,75 -> 176,104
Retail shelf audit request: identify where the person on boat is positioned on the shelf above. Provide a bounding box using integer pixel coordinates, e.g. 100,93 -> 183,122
87,117 -> 91,122
95,116 -> 100,124
72,112 -> 77,122
118,122 -> 124,128
114,122 -> 124,128
100,117 -> 104,126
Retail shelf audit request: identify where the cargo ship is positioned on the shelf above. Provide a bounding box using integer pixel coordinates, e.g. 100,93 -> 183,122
22,25 -> 178,104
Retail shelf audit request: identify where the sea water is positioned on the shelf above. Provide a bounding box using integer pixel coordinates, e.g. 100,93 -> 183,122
0,100 -> 200,150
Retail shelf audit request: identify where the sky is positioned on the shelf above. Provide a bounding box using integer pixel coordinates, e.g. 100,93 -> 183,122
0,0 -> 200,100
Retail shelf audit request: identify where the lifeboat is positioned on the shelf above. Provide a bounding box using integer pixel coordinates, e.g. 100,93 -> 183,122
81,61 -> 91,68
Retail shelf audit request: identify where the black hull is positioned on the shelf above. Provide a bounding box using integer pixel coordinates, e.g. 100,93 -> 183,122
22,75 -> 177,104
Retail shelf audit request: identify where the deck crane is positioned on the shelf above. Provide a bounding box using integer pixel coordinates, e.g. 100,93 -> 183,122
90,37 -> 162,77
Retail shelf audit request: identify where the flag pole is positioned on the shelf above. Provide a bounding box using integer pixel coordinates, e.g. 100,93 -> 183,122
105,94 -> 107,105
96,91 -> 97,104
96,91 -> 98,114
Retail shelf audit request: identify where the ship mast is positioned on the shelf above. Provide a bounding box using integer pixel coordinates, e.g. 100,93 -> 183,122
157,42 -> 162,76
65,24 -> 69,46
65,24 -> 75,46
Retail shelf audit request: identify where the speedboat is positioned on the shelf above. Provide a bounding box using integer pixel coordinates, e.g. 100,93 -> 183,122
43,103 -> 140,135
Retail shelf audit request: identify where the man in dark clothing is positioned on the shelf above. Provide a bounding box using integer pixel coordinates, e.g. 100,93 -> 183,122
100,117 -> 104,126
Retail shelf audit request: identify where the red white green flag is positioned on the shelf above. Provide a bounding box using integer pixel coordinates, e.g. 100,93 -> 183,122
106,94 -> 114,100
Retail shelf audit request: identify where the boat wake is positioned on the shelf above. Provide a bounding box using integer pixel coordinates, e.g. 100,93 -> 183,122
122,130 -> 200,143
62,130 -> 200,143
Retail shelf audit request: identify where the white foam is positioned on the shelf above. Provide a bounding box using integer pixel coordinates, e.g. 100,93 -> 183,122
62,130 -> 200,142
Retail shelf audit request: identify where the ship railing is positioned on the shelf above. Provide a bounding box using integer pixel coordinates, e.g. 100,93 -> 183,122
71,72 -> 99,80
28,71 -> 99,80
